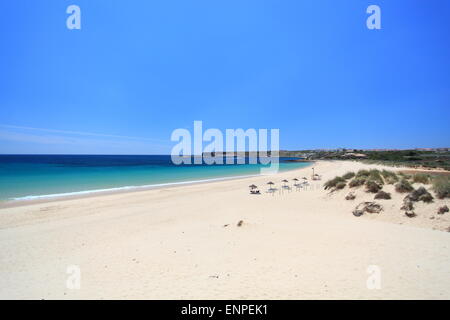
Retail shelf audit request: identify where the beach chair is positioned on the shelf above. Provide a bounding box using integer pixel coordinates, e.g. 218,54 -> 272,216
293,183 -> 302,191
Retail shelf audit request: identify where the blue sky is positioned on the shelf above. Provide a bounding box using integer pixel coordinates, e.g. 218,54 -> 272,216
1,0 -> 449,154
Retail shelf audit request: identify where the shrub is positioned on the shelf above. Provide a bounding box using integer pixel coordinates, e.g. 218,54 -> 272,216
412,173 -> 430,184
401,198 -> 414,211
438,205 -> 449,214
366,180 -> 382,193
419,193 -> 434,203
324,176 -> 346,190
381,170 -> 399,184
419,191 -> 434,203
345,192 -> 356,200
399,172 -> 412,180
349,178 -> 366,188
336,182 -> 346,190
395,179 -> 414,193
385,175 -> 399,184
374,191 -> 391,200
342,172 -> 355,180
381,169 -> 395,178
432,176 -> 450,199
356,169 -> 370,178
405,211 -> 416,218
407,187 -> 434,203
368,169 -> 384,185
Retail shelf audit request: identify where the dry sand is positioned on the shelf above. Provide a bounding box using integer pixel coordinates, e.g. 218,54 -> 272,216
0,160 -> 449,299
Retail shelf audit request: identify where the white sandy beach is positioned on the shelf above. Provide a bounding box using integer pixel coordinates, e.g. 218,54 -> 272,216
0,160 -> 449,299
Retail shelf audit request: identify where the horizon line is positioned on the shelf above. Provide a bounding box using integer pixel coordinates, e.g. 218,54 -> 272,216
0,147 -> 449,156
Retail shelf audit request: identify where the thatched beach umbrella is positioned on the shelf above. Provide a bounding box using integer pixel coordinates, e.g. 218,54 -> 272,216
281,179 -> 290,193
266,181 -> 275,195
249,184 -> 257,190
292,178 -> 300,190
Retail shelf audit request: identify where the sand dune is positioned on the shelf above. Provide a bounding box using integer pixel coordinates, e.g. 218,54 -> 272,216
0,160 -> 449,299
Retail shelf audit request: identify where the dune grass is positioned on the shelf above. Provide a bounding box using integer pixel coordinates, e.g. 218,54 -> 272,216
398,172 -> 412,180
395,179 -> 414,193
432,176 -> 450,199
412,173 -> 430,184
349,178 -> 366,188
408,186 -> 434,203
366,180 -> 382,193
336,182 -> 347,190
356,169 -> 370,179
324,176 -> 346,190
342,172 -> 355,180
368,169 -> 384,185
381,170 -> 399,184
374,190 -> 391,200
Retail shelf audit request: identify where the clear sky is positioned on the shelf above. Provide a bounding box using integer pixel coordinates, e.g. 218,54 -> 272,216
1,0 -> 449,154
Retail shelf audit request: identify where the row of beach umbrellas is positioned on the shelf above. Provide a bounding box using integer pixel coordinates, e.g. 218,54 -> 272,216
249,178 -> 309,194
265,177 -> 308,186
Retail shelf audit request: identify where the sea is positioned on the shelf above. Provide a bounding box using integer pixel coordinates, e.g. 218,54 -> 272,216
0,155 -> 311,201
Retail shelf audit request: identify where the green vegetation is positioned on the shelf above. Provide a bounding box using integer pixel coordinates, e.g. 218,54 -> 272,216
324,176 -> 346,190
283,147 -> 450,173
349,178 -> 366,188
286,149 -> 450,171
408,187 -> 434,203
395,179 -> 414,193
365,180 -> 382,193
361,150 -> 450,171
374,191 -> 391,200
323,172 -> 352,190
356,170 -> 370,178
432,176 -> 450,199
412,173 -> 430,184
336,182 -> 346,190
381,170 -> 399,184
398,172 -> 412,180
342,172 -> 355,180
368,169 -> 384,185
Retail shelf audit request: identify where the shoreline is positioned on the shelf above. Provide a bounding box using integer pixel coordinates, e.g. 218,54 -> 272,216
0,162 -> 314,209
0,174 -> 260,209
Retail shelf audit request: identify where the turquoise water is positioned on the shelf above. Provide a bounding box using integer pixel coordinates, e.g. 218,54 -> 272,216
0,155 -> 311,201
